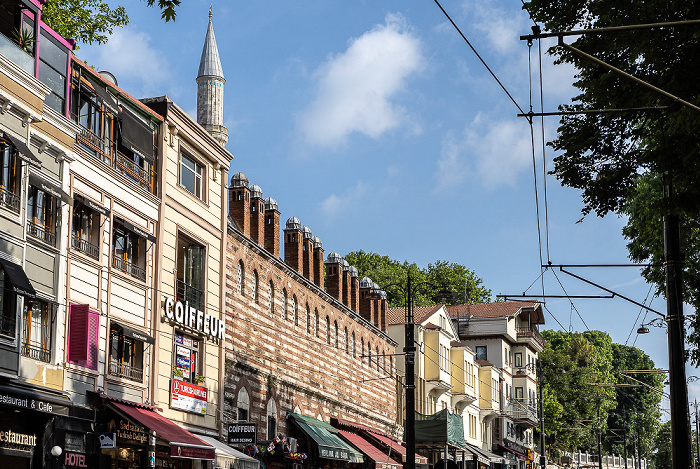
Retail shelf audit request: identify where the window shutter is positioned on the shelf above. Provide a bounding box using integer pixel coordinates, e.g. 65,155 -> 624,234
68,304 -> 90,361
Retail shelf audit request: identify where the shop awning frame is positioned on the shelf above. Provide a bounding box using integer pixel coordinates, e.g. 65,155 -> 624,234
337,429 -> 401,469
5,134 -> 41,169
196,435 -> 259,469
288,412 -> 364,463
0,258 -> 36,299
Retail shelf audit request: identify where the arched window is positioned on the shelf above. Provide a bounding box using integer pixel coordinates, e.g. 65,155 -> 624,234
368,344 -> 372,368
334,321 -> 338,348
344,327 -> 349,354
361,338 -> 365,364
326,316 -> 331,344
293,295 -> 298,326
306,305 -> 311,334
352,332 -> 356,358
266,398 -> 278,440
237,261 -> 245,296
237,388 -> 250,421
252,271 -> 259,302
315,309 -> 320,337
268,281 -> 274,314
282,289 -> 288,320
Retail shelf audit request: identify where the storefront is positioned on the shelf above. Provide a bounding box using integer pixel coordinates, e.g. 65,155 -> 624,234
287,413 -> 364,469
98,397 -> 215,469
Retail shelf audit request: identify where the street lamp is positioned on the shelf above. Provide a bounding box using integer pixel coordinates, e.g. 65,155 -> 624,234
371,270 -> 454,469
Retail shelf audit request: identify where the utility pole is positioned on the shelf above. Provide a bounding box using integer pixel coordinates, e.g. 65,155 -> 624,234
404,272 -> 416,469
597,402 -> 603,469
623,410 -> 628,469
694,400 -> 700,469
539,360 -> 545,469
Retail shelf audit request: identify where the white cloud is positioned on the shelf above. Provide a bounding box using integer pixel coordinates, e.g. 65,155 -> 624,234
297,13 -> 425,148
76,27 -> 170,98
434,115 -> 534,190
319,181 -> 368,219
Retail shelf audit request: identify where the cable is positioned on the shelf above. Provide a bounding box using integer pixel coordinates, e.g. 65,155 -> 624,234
432,0 -> 528,117
626,284 -> 654,346
537,37 -> 551,263
551,269 -> 590,331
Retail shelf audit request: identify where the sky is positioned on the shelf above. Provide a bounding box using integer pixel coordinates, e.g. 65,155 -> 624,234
78,0 -> 699,416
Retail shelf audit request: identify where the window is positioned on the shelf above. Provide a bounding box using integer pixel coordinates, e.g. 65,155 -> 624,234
71,201 -> 100,259
237,261 -> 244,296
237,388 -> 250,421
109,324 -> 144,382
251,271 -> 258,302
112,222 -> 146,281
376,346 -> 380,371
315,309 -> 319,337
21,299 -> 50,362
268,282 -> 274,314
67,304 -> 99,370
282,289 -> 288,320
0,267 -> 17,337
0,139 -> 22,213
361,338 -> 365,364
292,296 -> 298,325
334,321 -> 338,348
306,305 -> 311,334
71,85 -> 116,164
515,387 -> 524,400
27,183 -> 58,246
174,331 -> 202,383
38,30 -> 68,113
352,332 -> 356,358
475,345 -> 487,361
266,398 -> 278,440
177,234 -> 204,311
514,352 -> 522,368
179,152 -> 203,199
325,316 -> 330,344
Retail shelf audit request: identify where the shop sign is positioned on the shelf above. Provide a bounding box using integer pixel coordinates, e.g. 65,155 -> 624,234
64,452 -> 88,468
171,379 -> 207,414
116,419 -> 148,445
99,433 -> 116,448
170,444 -> 216,460
164,297 -> 224,340
320,447 -> 350,460
227,422 -> 257,445
0,429 -> 37,448
0,392 -> 69,416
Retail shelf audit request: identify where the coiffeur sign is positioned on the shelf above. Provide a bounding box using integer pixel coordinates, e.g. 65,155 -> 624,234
164,298 -> 224,340
171,379 -> 208,415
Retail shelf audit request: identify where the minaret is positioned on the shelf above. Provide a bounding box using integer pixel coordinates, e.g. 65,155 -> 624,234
197,6 -> 228,146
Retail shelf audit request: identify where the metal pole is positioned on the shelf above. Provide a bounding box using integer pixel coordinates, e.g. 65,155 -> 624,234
695,400 -> 700,468
664,213 -> 693,469
405,271 -> 416,469
623,412 -> 628,469
539,361 -> 546,469
598,402 -> 603,469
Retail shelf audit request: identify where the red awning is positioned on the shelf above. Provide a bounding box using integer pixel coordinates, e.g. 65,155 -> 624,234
110,401 -> 215,460
369,432 -> 428,465
338,430 -> 401,469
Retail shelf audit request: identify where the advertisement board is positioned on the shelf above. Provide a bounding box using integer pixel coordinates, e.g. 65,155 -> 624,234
171,379 -> 208,415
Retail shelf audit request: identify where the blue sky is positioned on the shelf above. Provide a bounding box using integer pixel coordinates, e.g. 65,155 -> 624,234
78,0 -> 698,413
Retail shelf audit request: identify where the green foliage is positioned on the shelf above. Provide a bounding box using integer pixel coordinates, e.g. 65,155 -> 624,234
651,421 -> 672,469
145,0 -> 181,22
12,28 -> 36,52
523,0 -> 700,362
344,250 -> 492,307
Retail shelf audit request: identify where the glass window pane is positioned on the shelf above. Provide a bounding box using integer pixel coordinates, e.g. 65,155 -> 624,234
39,30 -> 68,73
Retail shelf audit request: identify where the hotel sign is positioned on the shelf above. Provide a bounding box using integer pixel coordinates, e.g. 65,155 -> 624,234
171,379 -> 208,415
164,298 -> 224,340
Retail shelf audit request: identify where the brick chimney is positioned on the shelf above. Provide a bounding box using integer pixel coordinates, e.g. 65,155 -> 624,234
284,217 -> 303,274
301,226 -> 314,284
325,252 -> 343,302
264,197 -> 280,258
341,260 -> 351,308
358,277 -> 375,324
312,236 -> 324,290
379,291 -> 388,330
348,266 -> 359,312
371,281 -> 381,327
249,184 -> 265,245
229,172 -> 250,237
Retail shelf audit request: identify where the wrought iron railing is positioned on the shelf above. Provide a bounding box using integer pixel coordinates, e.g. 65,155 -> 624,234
108,359 -> 143,382
71,234 -> 99,259
0,186 -> 20,213
177,280 -> 203,311
516,326 -> 545,347
504,397 -> 539,423
21,343 -> 51,363
26,221 -> 56,246
112,255 -> 146,281
0,314 -> 16,336
115,152 -> 153,191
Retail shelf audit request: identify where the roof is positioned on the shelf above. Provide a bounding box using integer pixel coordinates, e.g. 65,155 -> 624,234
198,16 -> 224,79
446,301 -> 541,320
475,359 -> 493,367
385,304 -> 444,326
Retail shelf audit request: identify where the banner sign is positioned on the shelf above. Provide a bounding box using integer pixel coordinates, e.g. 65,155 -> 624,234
171,379 -> 207,415
227,422 -> 257,445
164,298 -> 224,340
0,392 -> 69,416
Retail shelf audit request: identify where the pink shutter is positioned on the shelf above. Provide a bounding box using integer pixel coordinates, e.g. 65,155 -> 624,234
68,304 -> 89,361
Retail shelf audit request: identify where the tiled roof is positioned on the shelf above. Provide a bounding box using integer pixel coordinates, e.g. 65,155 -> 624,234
446,301 -> 539,319
385,304 -> 443,326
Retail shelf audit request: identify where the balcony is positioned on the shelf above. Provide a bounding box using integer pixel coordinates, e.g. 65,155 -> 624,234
71,234 -> 99,259
0,186 -> 20,214
27,221 -> 56,247
0,31 -> 34,75
503,398 -> 538,427
177,280 -> 203,311
516,326 -> 545,349
21,343 -> 51,363
112,255 -> 146,282
108,359 -> 143,382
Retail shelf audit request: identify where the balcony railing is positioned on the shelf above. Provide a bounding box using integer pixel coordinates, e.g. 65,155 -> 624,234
115,151 -> 154,192
21,343 -> 51,363
71,234 -> 99,259
516,326 -> 545,348
27,221 -> 56,246
108,359 -> 143,382
0,186 -> 20,214
504,398 -> 538,424
112,255 -> 146,281
0,314 -> 16,336
177,280 -> 203,311
76,125 -> 114,163
0,31 -> 34,75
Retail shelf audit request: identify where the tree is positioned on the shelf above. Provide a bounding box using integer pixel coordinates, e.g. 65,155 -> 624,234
523,0 -> 700,361
651,421 -> 672,469
41,0 -> 181,47
343,250 -> 492,307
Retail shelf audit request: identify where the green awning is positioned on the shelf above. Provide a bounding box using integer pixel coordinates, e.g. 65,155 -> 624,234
287,412 -> 364,463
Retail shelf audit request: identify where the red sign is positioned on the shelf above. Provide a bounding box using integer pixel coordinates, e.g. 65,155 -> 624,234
170,444 -> 216,460
171,379 -> 208,414
64,452 -> 87,468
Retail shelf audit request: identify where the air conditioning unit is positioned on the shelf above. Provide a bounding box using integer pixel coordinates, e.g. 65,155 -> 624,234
288,437 -> 297,453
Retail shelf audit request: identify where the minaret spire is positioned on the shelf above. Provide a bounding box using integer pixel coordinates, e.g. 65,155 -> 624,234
196,6 -> 228,146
